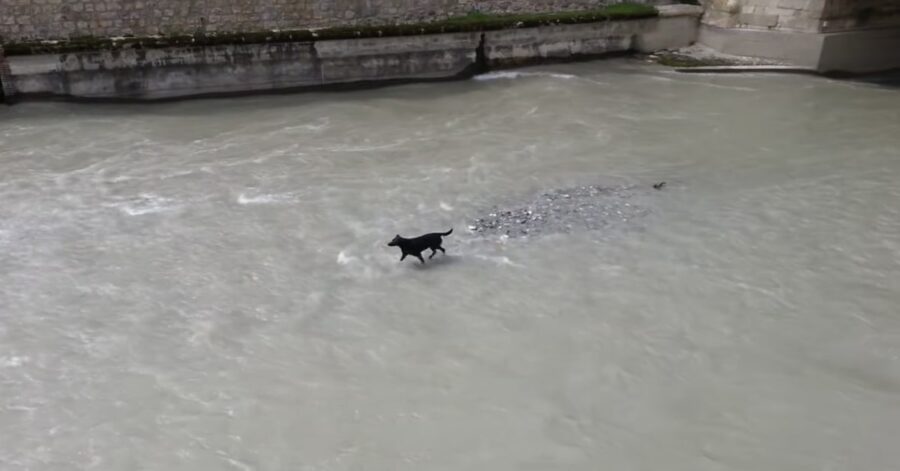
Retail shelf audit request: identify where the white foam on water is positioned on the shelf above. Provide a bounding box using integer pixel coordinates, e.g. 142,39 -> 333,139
108,175 -> 135,183
312,138 -> 411,153
158,168 -> 205,180
474,71 -> 578,81
279,117 -> 331,133
690,81 -> 759,92
112,194 -> 179,216
473,254 -> 524,268
0,356 -> 29,368
644,74 -> 676,82
219,455 -> 255,471
336,251 -> 357,265
236,192 -> 295,205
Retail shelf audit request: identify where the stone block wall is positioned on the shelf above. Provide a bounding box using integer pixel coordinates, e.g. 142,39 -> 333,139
0,0 -> 673,42
702,0 -> 826,32
701,0 -> 900,33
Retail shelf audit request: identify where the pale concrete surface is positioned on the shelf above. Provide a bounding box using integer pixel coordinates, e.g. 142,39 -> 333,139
3,14 -> 700,101
7,34 -> 482,100
699,23 -> 900,73
699,24 -> 825,67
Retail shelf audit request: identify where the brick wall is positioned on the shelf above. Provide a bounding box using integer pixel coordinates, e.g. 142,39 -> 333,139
0,0 -> 671,42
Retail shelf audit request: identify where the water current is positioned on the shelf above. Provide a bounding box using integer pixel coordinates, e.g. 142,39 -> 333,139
1,60 -> 899,470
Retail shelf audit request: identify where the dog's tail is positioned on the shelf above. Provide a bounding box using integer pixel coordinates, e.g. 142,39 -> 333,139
442,228 -> 453,236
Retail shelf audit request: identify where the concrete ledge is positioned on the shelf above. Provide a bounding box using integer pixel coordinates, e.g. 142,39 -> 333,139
1,5 -> 660,56
818,28 -> 900,74
316,33 -> 481,83
699,24 -> 900,74
484,21 -> 636,67
698,25 -> 824,68
674,65 -> 818,74
8,35 -> 482,101
5,15 -> 698,102
656,4 -> 704,18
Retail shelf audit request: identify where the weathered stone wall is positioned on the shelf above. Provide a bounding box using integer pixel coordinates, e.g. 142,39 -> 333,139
820,0 -> 900,32
702,0 -> 826,32
701,0 -> 900,32
0,0 -> 673,42
2,7 -> 701,101
697,0 -> 900,72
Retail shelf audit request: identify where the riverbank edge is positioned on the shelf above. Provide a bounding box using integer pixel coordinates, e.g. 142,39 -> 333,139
0,4 -> 660,56
0,5 -> 702,104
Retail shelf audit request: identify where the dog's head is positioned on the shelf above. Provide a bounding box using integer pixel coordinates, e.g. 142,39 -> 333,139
387,235 -> 402,247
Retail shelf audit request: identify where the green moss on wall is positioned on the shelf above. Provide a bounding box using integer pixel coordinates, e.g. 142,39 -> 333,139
1,3 -> 657,56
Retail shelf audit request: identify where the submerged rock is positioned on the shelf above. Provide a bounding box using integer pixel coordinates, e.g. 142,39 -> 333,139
468,184 -> 650,238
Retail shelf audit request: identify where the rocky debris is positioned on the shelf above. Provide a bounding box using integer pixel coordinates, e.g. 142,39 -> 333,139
648,44 -> 789,68
468,184 -> 650,238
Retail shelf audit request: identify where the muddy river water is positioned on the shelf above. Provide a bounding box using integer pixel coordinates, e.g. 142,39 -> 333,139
1,60 -> 899,470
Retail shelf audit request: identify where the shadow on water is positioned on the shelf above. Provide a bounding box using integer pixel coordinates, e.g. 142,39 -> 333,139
834,69 -> 900,89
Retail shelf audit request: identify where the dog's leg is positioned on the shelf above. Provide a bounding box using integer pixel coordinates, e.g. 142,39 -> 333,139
415,253 -> 426,264
429,248 -> 437,259
437,246 -> 446,254
400,253 -> 407,261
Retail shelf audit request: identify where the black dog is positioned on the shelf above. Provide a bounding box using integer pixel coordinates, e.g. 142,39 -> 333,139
388,229 -> 452,264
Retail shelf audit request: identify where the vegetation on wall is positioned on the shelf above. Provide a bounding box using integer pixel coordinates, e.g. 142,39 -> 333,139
1,3 -> 657,56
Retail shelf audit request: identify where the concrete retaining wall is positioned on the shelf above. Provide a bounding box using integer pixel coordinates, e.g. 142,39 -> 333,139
7,35 -> 482,100
483,6 -> 700,67
818,28 -> 900,74
2,8 -> 701,102
634,5 -> 701,52
702,0 -> 900,33
698,24 -> 825,68
0,0 -> 676,42
482,21 -> 638,67
699,24 -> 900,73
698,0 -> 900,73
